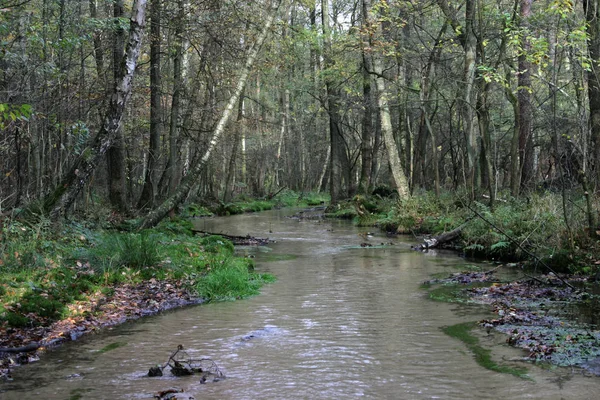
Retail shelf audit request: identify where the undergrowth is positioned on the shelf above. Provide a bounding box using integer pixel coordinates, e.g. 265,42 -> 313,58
0,218 -> 275,328
357,190 -> 600,273
187,190 -> 329,216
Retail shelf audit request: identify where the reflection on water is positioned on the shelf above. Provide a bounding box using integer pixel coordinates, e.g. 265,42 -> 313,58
2,209 -> 600,399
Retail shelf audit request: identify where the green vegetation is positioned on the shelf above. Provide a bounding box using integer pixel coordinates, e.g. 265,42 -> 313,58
442,322 -> 531,379
338,190 -> 600,275
182,190 -> 329,217
0,217 -> 275,329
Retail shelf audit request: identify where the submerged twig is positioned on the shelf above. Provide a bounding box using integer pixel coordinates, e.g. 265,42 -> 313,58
148,345 -> 225,382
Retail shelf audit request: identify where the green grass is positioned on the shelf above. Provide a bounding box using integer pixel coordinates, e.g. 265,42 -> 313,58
0,218 -> 275,328
196,259 -> 275,302
442,322 -> 531,379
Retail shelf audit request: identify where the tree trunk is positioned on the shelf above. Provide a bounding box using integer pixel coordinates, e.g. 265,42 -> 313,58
518,0 -> 534,191
47,0 -> 148,219
359,51 -> 374,194
358,0 -> 374,194
223,87 -> 245,203
137,0 -> 282,229
322,0 -> 345,203
106,0 -> 127,211
158,0 -> 187,197
368,1 -> 409,199
138,0 -> 162,209
585,0 -> 600,189
463,0 -> 477,197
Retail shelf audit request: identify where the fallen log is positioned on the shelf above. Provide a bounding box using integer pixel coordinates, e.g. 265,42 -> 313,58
0,342 -> 40,354
413,221 -> 470,251
192,230 -> 271,246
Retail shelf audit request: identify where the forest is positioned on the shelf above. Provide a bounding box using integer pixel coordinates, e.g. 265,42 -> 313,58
4,0 -> 600,384
1,0 -> 600,254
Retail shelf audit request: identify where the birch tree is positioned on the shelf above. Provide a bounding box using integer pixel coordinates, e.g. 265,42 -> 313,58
45,0 -> 148,219
138,0 -> 283,229
366,0 -> 409,199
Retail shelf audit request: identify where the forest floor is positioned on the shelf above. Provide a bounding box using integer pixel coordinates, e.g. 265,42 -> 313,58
0,278 -> 199,380
424,266 -> 600,376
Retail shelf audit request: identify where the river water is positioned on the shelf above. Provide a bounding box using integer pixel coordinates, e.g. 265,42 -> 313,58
2,209 -> 600,399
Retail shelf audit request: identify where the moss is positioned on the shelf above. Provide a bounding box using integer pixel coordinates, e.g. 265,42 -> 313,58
442,322 -> 531,379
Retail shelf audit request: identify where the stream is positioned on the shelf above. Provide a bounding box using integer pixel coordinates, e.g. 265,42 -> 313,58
2,209 -> 600,399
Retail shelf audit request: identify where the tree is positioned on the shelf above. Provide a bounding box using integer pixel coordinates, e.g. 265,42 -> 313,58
138,0 -> 283,229
517,0 -> 534,191
366,0 -> 409,199
46,0 -> 148,219
138,0 -> 162,209
107,0 -> 127,211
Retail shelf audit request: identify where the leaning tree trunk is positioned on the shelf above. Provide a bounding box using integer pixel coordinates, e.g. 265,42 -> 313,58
137,0 -> 282,229
368,0 -> 410,199
46,0 -> 147,220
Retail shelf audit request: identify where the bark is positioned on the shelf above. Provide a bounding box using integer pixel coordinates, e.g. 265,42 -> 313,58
223,87 -> 245,203
107,0 -> 127,211
137,0 -> 282,229
358,0 -> 374,194
518,0 -> 534,190
89,0 -> 104,80
585,0 -> 600,189
47,0 -> 147,219
463,0 -> 477,196
368,1 -> 409,199
159,0 -> 186,197
138,0 -> 162,208
359,53 -> 374,194
322,0 -> 345,202
419,21 -> 447,196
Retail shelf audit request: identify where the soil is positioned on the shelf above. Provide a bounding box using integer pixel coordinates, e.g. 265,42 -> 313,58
0,279 -> 200,380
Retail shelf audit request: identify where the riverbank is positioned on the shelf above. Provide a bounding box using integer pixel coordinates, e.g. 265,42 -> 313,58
329,190 -> 600,275
423,265 -> 600,376
0,218 -> 274,380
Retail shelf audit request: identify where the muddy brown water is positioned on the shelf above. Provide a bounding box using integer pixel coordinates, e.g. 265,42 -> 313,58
2,209 -> 600,399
